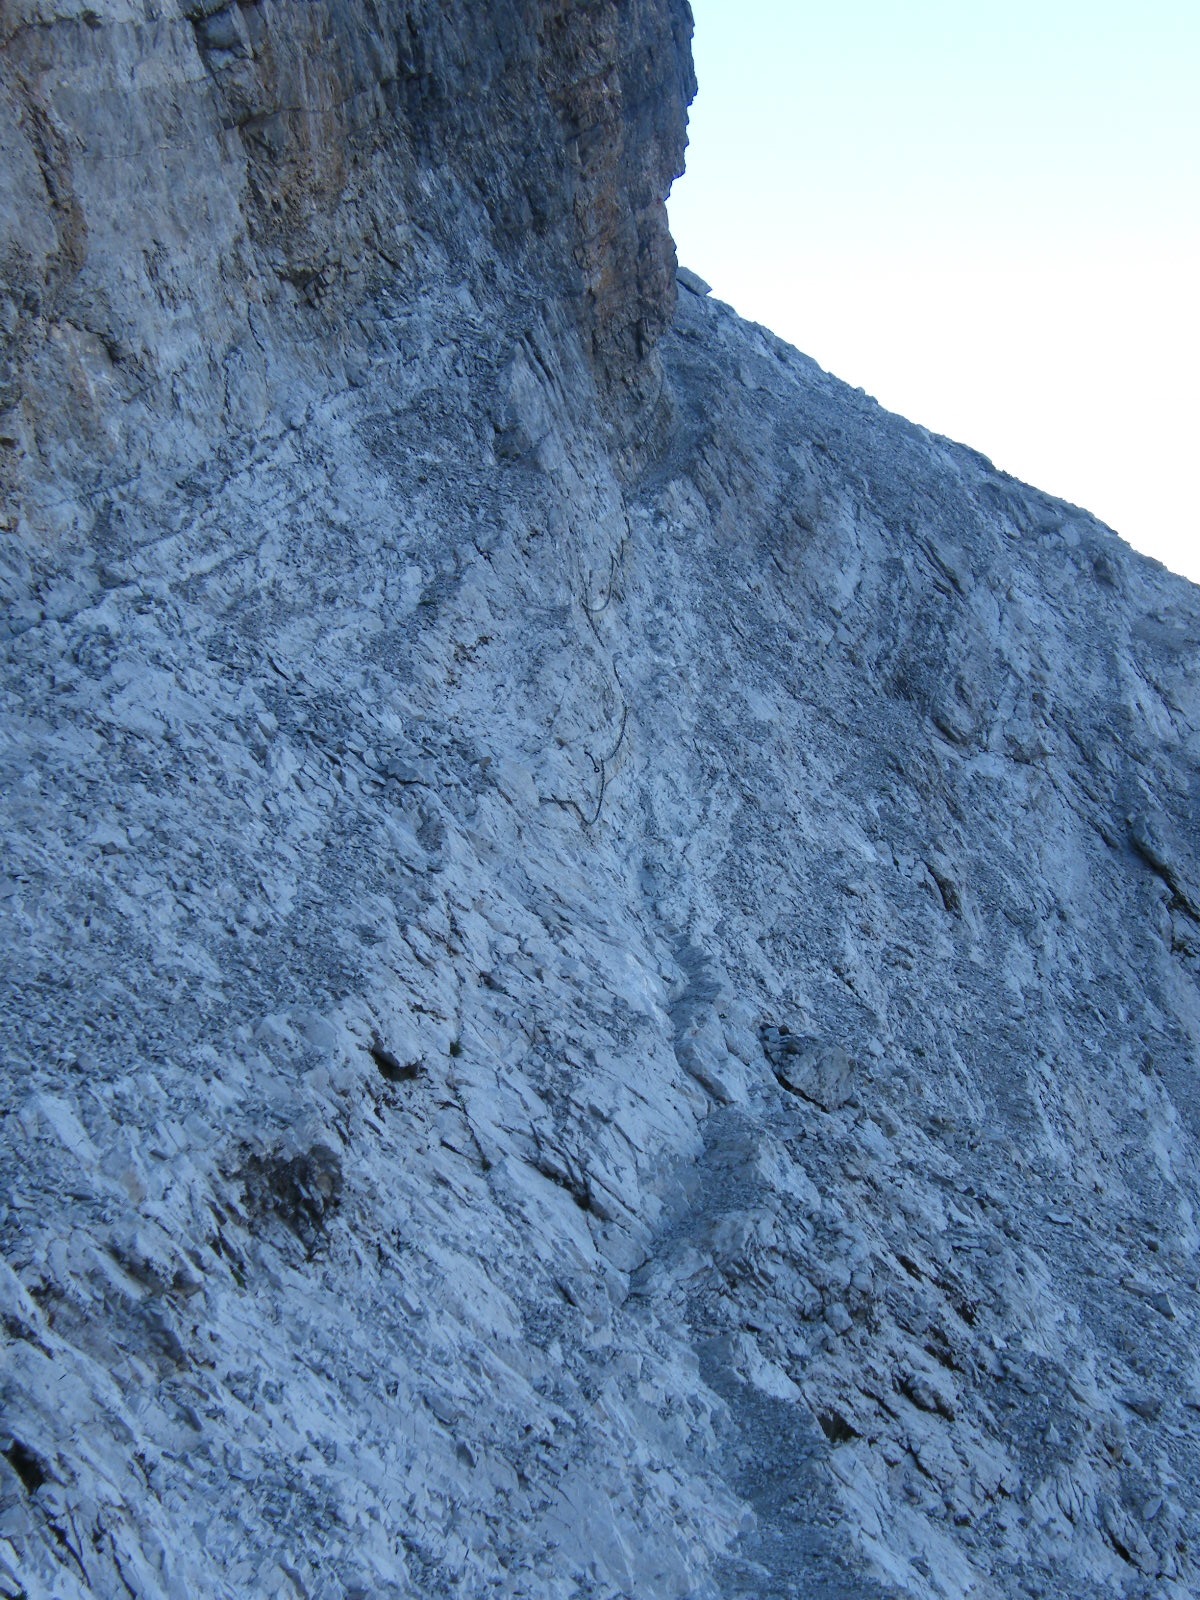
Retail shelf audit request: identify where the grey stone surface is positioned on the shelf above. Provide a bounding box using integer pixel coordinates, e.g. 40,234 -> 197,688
3,3 -> 1200,1598
760,1029 -> 855,1111
676,267 -> 713,297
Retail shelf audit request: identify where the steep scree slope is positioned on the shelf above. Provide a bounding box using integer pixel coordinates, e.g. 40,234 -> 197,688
3,5 -> 1200,1599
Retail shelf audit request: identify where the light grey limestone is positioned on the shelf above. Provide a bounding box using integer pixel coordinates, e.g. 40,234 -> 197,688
3,5 -> 1200,1599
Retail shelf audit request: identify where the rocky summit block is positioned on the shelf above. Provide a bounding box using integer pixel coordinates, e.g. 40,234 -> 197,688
3,4 -> 1200,1600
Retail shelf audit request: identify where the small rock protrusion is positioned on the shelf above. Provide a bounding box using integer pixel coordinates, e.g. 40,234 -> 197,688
368,1040 -> 421,1083
823,1302 -> 853,1335
677,266 -> 712,297
759,1025 -> 855,1110
1117,1391 -> 1162,1422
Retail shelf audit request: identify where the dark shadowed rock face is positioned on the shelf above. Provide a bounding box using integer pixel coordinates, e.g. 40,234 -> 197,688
4,5 -> 1200,1600
537,0 -> 695,383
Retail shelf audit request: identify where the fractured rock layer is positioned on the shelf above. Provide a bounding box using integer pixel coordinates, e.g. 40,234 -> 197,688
2,4 -> 1199,1599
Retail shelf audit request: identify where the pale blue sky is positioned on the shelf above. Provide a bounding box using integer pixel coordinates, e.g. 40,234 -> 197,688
669,0 -> 1199,579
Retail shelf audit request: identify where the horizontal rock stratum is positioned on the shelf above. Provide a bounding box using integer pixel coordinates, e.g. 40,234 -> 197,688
3,4 -> 1199,1598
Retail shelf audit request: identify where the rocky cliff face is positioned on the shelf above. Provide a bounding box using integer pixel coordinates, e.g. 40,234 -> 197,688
0,0 -> 692,537
3,6 -> 1200,1600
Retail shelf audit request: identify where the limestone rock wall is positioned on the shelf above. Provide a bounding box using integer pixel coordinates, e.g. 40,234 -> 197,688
4,4 -> 1200,1600
538,0 -> 695,383
0,0 -> 692,537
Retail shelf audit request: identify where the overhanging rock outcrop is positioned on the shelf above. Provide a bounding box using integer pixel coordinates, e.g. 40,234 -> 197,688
4,5 -> 1200,1599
